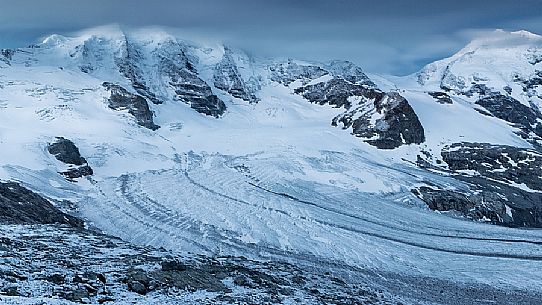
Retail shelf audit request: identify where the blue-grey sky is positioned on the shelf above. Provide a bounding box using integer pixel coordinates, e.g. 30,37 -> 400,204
1,0 -> 541,75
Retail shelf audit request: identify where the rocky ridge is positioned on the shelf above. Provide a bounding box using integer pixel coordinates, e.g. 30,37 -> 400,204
73,33 -> 227,117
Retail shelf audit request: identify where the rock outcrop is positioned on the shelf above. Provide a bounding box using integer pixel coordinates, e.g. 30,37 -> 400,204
442,142 -> 542,191
73,34 -> 227,118
0,182 -> 83,227
364,92 -> 426,149
116,39 -> 163,105
270,59 -> 426,149
415,142 -> 542,227
103,82 -> 160,130
475,94 -> 542,138
169,68 -> 227,117
154,42 -> 227,117
325,60 -> 377,88
413,186 -> 510,225
296,79 -> 425,149
428,91 -> 453,104
513,70 -> 542,97
47,137 -> 94,179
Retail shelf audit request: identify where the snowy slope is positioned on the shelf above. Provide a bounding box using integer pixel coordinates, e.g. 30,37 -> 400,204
416,30 -> 542,96
1,26 -> 542,303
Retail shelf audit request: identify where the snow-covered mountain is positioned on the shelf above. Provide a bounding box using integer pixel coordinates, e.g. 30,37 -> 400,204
412,30 -> 542,142
1,26 -> 542,304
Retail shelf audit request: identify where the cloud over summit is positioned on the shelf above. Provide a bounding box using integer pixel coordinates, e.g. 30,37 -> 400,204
1,0 -> 541,75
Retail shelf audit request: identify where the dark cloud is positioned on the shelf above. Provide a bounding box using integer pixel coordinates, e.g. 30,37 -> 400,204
1,0 -> 541,75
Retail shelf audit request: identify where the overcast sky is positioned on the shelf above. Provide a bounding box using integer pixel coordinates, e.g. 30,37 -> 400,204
1,0 -> 541,75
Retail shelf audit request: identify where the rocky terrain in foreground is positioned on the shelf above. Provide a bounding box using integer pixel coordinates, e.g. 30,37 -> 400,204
0,182 -> 397,304
2,182 -> 542,305
0,224 -> 400,305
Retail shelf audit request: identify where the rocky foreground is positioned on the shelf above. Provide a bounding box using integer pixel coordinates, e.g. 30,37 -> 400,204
0,182 -> 398,304
0,224 -> 401,305
2,182 -> 542,305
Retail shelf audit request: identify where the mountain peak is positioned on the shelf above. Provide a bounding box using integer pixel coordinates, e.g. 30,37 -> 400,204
40,25 -> 186,48
460,29 -> 542,54
415,29 -> 542,88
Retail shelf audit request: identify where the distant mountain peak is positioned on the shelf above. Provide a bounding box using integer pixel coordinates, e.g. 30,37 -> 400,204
415,29 -> 542,90
459,29 -> 542,53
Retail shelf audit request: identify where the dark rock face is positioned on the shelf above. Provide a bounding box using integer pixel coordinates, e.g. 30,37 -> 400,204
160,260 -> 188,272
279,59 -> 425,149
414,187 -> 509,225
0,182 -> 83,227
295,77 -> 378,109
124,264 -> 228,295
48,137 -> 87,166
269,60 -> 328,86
415,181 -> 542,227
438,66 -> 467,92
1,49 -> 14,60
62,166 -> 94,180
527,49 -> 542,65
155,43 -> 226,117
48,137 -> 94,179
503,85 -> 513,95
463,84 -> 493,97
62,286 -> 90,302
415,187 -> 474,212
102,82 -> 160,130
475,94 -> 542,137
214,48 -> 258,103
462,176 -> 542,227
416,142 -> 542,227
428,91 -> 453,104
442,142 -> 542,191
365,92 -> 425,149
296,78 -> 425,149
169,69 -> 227,117
514,70 -> 542,97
